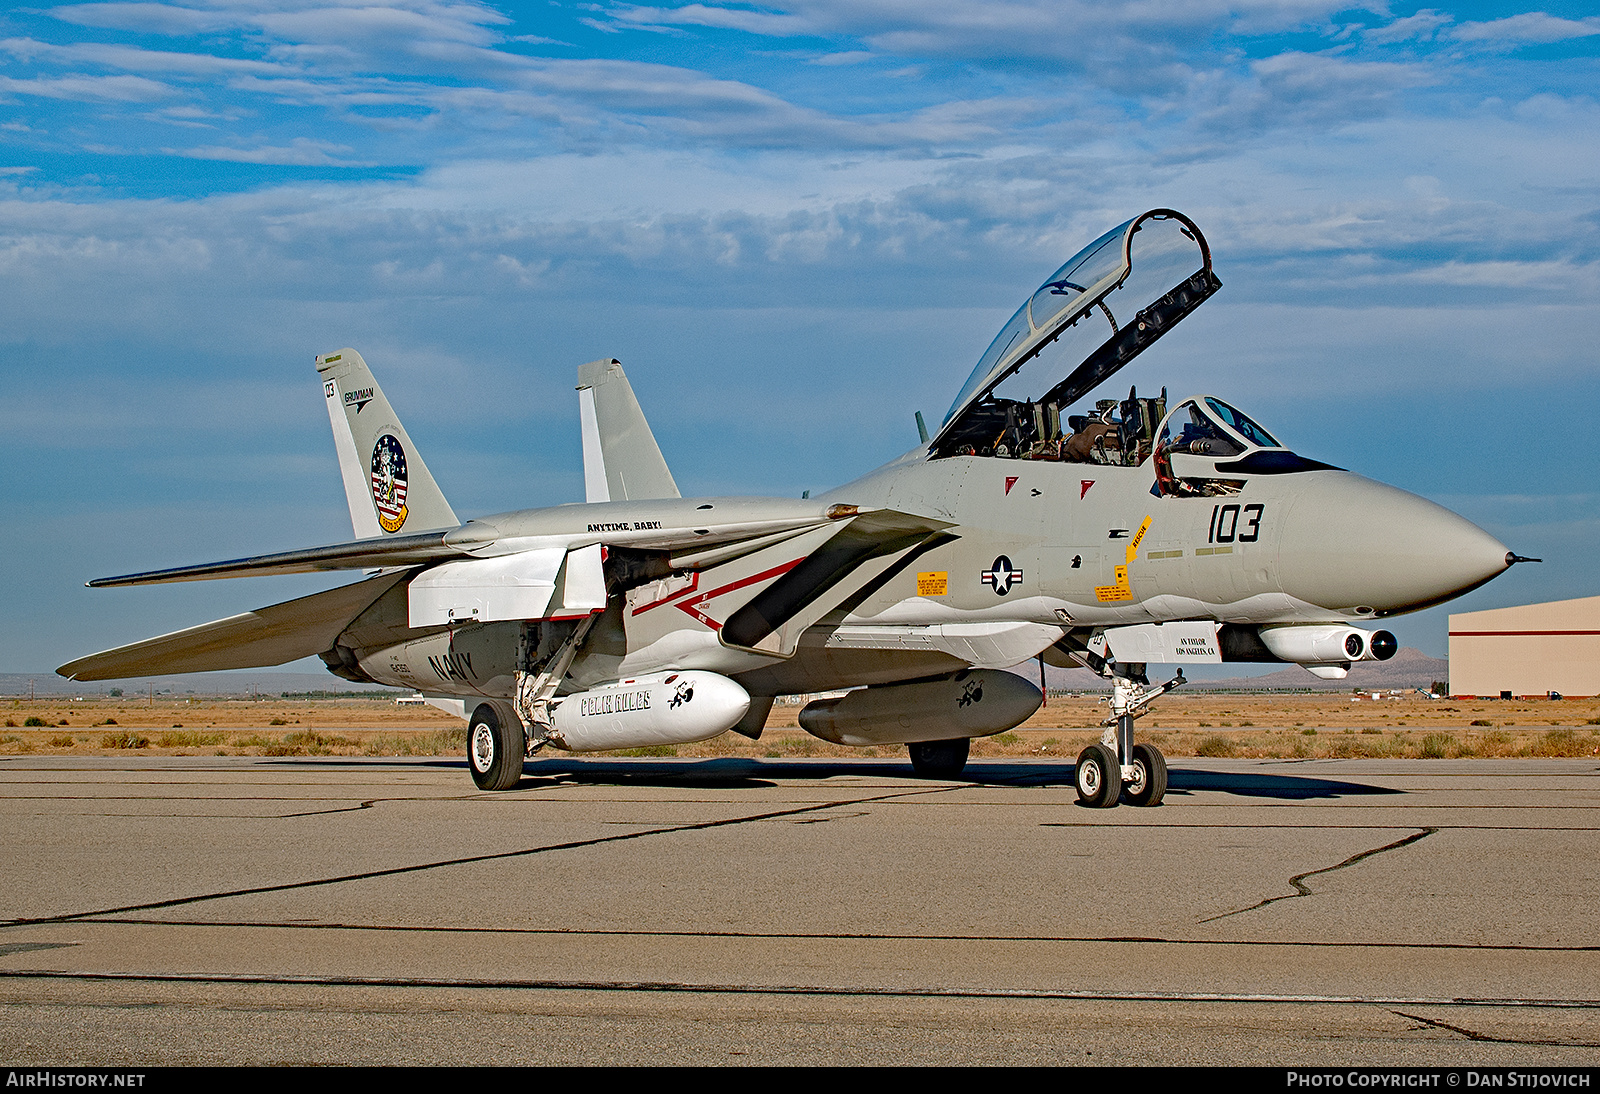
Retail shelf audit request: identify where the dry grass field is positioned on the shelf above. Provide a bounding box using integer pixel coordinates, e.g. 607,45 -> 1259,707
3,691 -> 1598,761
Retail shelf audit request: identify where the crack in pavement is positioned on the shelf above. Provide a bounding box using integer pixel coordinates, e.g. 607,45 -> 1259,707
1201,827 -> 1439,923
0,786 -> 955,928
1392,1008 -> 1600,1048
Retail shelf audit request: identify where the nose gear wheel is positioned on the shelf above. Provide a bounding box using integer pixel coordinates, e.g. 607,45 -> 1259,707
1074,742 -> 1121,808
1123,742 -> 1168,807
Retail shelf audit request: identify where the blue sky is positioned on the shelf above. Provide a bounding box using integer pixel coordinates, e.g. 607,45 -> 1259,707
3,0 -> 1597,675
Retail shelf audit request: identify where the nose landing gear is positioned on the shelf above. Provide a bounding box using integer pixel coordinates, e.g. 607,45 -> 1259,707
1073,741 -> 1121,807
1074,668 -> 1182,808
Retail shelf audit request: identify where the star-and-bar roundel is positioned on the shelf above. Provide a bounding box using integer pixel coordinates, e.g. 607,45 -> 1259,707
981,555 -> 1023,596
370,433 -> 410,533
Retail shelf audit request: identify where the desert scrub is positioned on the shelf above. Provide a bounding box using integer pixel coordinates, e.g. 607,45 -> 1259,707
158,730 -> 226,748
23,717 -> 46,727
770,735 -> 822,756
1419,733 -> 1454,759
360,728 -> 468,756
1329,735 -> 1393,759
1196,734 -> 1237,758
1470,719 -> 1493,727
1531,728 -> 1592,757
284,730 -> 353,748
1476,730 -> 1512,755
102,731 -> 149,749
47,735 -> 75,748
615,744 -> 678,757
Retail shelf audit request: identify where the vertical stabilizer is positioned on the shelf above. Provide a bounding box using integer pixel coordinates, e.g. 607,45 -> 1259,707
317,349 -> 459,537
575,358 -> 680,503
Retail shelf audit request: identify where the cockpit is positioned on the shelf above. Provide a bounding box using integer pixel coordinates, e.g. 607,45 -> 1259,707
927,208 -> 1333,492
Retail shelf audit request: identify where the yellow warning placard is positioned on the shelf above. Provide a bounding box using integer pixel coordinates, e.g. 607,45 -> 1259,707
1095,564 -> 1133,602
1094,516 -> 1152,601
916,571 -> 949,596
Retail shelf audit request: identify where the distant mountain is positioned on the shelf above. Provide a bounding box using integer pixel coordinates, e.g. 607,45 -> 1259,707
0,671 -> 404,698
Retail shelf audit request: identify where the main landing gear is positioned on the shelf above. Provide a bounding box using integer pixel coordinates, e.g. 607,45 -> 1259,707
468,701 -> 524,791
1074,668 -> 1181,808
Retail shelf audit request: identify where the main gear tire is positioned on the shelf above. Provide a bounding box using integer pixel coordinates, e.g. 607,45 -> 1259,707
908,738 -> 970,779
1123,742 -> 1168,807
468,702 -> 524,791
1074,742 -> 1121,808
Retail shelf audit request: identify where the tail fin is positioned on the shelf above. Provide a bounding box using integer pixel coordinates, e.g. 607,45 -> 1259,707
576,358 -> 680,503
317,349 -> 459,537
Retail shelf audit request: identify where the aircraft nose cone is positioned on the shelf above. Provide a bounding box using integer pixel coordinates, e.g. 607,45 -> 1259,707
1275,472 -> 1510,614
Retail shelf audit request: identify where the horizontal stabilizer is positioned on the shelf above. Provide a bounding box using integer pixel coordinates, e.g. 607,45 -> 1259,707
58,571 -> 410,681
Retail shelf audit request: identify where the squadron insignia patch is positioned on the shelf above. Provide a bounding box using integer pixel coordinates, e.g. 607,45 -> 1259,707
370,433 -> 410,533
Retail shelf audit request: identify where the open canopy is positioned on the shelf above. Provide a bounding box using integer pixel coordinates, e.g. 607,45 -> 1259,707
932,209 -> 1219,460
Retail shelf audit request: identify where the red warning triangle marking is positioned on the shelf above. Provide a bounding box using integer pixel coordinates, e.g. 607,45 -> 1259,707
1080,480 -> 1095,499
1004,476 -> 1019,495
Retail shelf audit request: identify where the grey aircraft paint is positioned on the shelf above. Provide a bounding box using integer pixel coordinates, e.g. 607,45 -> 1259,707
57,209 -> 1523,796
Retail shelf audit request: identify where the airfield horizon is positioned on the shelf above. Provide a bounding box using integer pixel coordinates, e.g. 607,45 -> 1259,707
3,693 -> 1596,761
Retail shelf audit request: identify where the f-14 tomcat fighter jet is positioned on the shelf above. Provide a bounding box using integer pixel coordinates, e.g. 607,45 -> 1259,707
60,209 -> 1526,806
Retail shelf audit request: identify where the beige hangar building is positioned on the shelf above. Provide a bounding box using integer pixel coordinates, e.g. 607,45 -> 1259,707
1448,594 -> 1600,698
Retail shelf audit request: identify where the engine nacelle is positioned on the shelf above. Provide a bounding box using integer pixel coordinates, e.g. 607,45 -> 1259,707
1257,624 -> 1398,665
798,669 -> 1042,748
547,671 -> 750,752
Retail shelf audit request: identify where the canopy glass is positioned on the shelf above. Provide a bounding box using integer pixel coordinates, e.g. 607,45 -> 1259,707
932,209 -> 1219,460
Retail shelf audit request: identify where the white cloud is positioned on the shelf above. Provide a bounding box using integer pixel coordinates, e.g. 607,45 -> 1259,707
173,136 -> 356,163
607,3 -> 813,37
603,0 -> 1360,67
1453,13 -> 1600,45
808,50 -> 872,66
45,2 -> 238,36
1363,9 -> 1453,45
2,36 -> 290,77
0,72 -> 177,101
